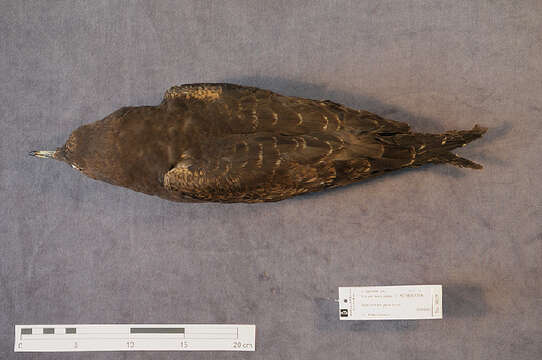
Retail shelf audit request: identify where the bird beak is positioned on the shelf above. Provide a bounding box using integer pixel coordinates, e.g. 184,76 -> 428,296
29,150 -> 56,159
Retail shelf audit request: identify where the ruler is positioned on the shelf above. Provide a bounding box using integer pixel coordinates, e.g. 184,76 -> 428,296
14,324 -> 255,352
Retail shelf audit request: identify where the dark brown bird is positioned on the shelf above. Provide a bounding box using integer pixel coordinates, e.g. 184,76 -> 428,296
30,83 -> 486,203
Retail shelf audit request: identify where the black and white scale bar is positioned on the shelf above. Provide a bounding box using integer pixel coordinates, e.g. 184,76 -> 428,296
14,324 -> 255,352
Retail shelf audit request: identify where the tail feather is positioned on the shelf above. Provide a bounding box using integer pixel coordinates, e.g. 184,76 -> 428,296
442,124 -> 487,150
411,124 -> 487,169
436,152 -> 483,169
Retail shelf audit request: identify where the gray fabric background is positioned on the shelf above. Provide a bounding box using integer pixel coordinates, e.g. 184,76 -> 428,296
1,1 -> 541,359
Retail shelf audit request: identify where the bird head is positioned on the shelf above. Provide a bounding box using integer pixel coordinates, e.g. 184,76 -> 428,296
29,115 -> 126,185
29,107 -> 173,196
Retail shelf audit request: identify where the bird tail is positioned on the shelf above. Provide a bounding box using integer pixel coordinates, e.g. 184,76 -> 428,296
409,124 -> 487,169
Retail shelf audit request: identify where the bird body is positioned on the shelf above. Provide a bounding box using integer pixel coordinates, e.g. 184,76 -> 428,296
31,83 -> 486,203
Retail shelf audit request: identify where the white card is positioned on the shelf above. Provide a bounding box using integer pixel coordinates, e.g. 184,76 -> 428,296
339,285 -> 442,320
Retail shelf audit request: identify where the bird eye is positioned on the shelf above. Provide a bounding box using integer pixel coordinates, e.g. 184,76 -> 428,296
71,164 -> 81,171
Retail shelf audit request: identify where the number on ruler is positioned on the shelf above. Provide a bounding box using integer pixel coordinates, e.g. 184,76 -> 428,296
127,341 -> 134,349
180,341 -> 188,349
233,341 -> 253,349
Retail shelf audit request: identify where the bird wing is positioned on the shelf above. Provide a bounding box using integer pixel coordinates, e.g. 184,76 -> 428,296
161,83 -> 414,202
163,131 -> 350,202
162,83 -> 411,135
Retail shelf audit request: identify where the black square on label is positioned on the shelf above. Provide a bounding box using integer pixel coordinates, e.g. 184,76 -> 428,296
340,309 -> 348,317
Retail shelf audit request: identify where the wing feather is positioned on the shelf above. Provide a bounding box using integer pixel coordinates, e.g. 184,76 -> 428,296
163,132 -> 342,202
161,83 -> 415,202
162,83 -> 411,135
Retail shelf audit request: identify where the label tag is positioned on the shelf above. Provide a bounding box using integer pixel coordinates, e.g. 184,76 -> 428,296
14,324 -> 255,352
339,285 -> 442,320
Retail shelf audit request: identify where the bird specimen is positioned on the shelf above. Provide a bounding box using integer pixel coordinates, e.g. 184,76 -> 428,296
30,83 -> 486,203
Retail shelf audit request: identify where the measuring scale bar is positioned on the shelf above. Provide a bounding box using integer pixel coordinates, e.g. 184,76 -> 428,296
15,324 -> 255,352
